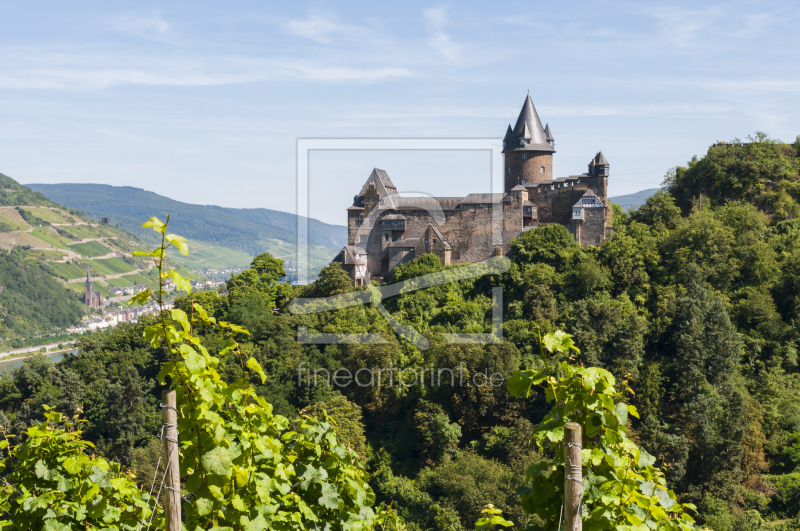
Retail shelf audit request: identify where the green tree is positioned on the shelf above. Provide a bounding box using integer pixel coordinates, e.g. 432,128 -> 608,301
302,395 -> 368,458
509,224 -> 578,270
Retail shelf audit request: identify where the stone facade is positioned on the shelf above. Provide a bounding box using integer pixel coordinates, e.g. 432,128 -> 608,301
331,95 -> 612,284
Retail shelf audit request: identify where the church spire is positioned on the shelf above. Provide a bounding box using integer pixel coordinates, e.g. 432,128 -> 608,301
85,266 -> 92,288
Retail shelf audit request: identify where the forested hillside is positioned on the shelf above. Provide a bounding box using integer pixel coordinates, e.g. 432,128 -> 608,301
0,173 -> 59,207
3,134 -> 800,530
0,249 -> 85,340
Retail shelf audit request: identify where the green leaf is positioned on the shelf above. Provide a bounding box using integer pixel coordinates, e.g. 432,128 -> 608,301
182,346 -> 206,375
34,460 -> 48,479
201,446 -> 233,477
318,482 -> 340,510
142,216 -> 166,233
128,288 -> 152,307
170,269 -> 192,293
165,233 -> 189,255
614,402 -> 628,426
246,357 -> 267,384
195,497 -> 214,516
508,370 -> 534,397
543,330 -> 580,354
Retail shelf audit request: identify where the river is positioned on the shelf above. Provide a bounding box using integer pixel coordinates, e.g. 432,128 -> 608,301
0,349 -> 77,372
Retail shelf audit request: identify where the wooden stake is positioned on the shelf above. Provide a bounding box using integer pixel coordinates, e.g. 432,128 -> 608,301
564,422 -> 583,531
162,390 -> 181,530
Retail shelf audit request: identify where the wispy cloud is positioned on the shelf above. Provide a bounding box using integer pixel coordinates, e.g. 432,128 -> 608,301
283,12 -> 368,43
424,7 -> 460,61
110,12 -> 171,39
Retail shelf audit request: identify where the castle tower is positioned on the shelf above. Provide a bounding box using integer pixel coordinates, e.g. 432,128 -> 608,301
503,94 -> 555,192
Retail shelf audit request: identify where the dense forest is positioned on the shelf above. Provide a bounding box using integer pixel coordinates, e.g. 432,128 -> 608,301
2,134 -> 800,530
0,249 -> 85,344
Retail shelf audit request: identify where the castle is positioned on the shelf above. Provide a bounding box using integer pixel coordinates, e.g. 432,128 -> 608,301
332,94 -> 610,285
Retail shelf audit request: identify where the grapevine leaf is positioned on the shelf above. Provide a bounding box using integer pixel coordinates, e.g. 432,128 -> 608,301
201,446 -> 233,477
165,233 -> 189,255
318,482 -> 340,510
195,497 -> 214,516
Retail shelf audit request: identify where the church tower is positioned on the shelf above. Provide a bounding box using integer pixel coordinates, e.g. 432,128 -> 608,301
502,94 -> 555,192
83,266 -> 99,307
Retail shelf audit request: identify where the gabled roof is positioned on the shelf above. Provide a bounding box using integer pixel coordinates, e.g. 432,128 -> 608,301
429,225 -> 452,249
594,151 -> 609,165
574,189 -> 604,208
511,184 -> 527,192
333,245 -> 368,265
356,168 -> 399,209
504,94 -> 555,153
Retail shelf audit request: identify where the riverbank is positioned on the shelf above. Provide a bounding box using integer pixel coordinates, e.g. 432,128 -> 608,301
0,340 -> 77,360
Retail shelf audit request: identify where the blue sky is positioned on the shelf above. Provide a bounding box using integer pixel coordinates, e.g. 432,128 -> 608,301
1,1 -> 799,225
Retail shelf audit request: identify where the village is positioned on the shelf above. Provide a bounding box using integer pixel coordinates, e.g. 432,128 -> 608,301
75,275 -> 227,332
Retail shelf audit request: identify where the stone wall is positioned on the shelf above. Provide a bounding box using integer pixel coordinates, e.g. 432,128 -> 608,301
504,150 -> 553,191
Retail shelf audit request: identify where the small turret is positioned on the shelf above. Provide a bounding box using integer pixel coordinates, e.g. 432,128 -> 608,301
544,123 -> 554,147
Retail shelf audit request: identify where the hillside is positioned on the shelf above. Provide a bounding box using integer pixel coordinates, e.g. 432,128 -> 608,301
27,183 -> 348,272
609,187 -> 660,210
0,173 -> 60,207
0,173 -> 198,348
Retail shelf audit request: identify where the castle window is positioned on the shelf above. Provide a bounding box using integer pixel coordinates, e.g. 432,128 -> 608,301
424,239 -> 429,244
433,239 -> 437,243
522,153 -> 527,160
551,185 -> 554,190
519,140 -> 524,146
507,167 -> 510,174
355,215 -> 363,227
479,204 -> 484,208
452,251 -> 460,260
590,210 -> 595,216
380,200 -> 385,205
385,233 -> 389,241
361,200 -> 364,205
374,236 -> 380,243
540,166 -> 545,173
359,235 -> 367,242
522,179 -> 526,185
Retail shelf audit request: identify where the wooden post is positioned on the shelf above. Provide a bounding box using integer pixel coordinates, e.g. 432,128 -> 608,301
564,422 -> 583,531
162,390 -> 181,531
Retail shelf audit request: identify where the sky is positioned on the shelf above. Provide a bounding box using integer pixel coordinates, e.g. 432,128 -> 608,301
1,1 -> 799,226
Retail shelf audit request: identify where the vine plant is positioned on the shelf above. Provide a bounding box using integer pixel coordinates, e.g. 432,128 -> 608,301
132,216 -> 397,531
508,329 -> 704,531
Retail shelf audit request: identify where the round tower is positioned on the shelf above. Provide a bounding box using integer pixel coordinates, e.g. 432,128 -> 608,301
503,94 -> 555,191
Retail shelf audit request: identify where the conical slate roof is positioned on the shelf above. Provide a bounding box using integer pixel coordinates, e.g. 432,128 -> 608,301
594,151 -> 609,165
504,94 -> 555,153
503,124 -> 513,143
544,123 -> 554,142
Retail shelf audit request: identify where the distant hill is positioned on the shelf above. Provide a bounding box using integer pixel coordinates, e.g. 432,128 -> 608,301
609,188 -> 660,210
27,183 -> 348,258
